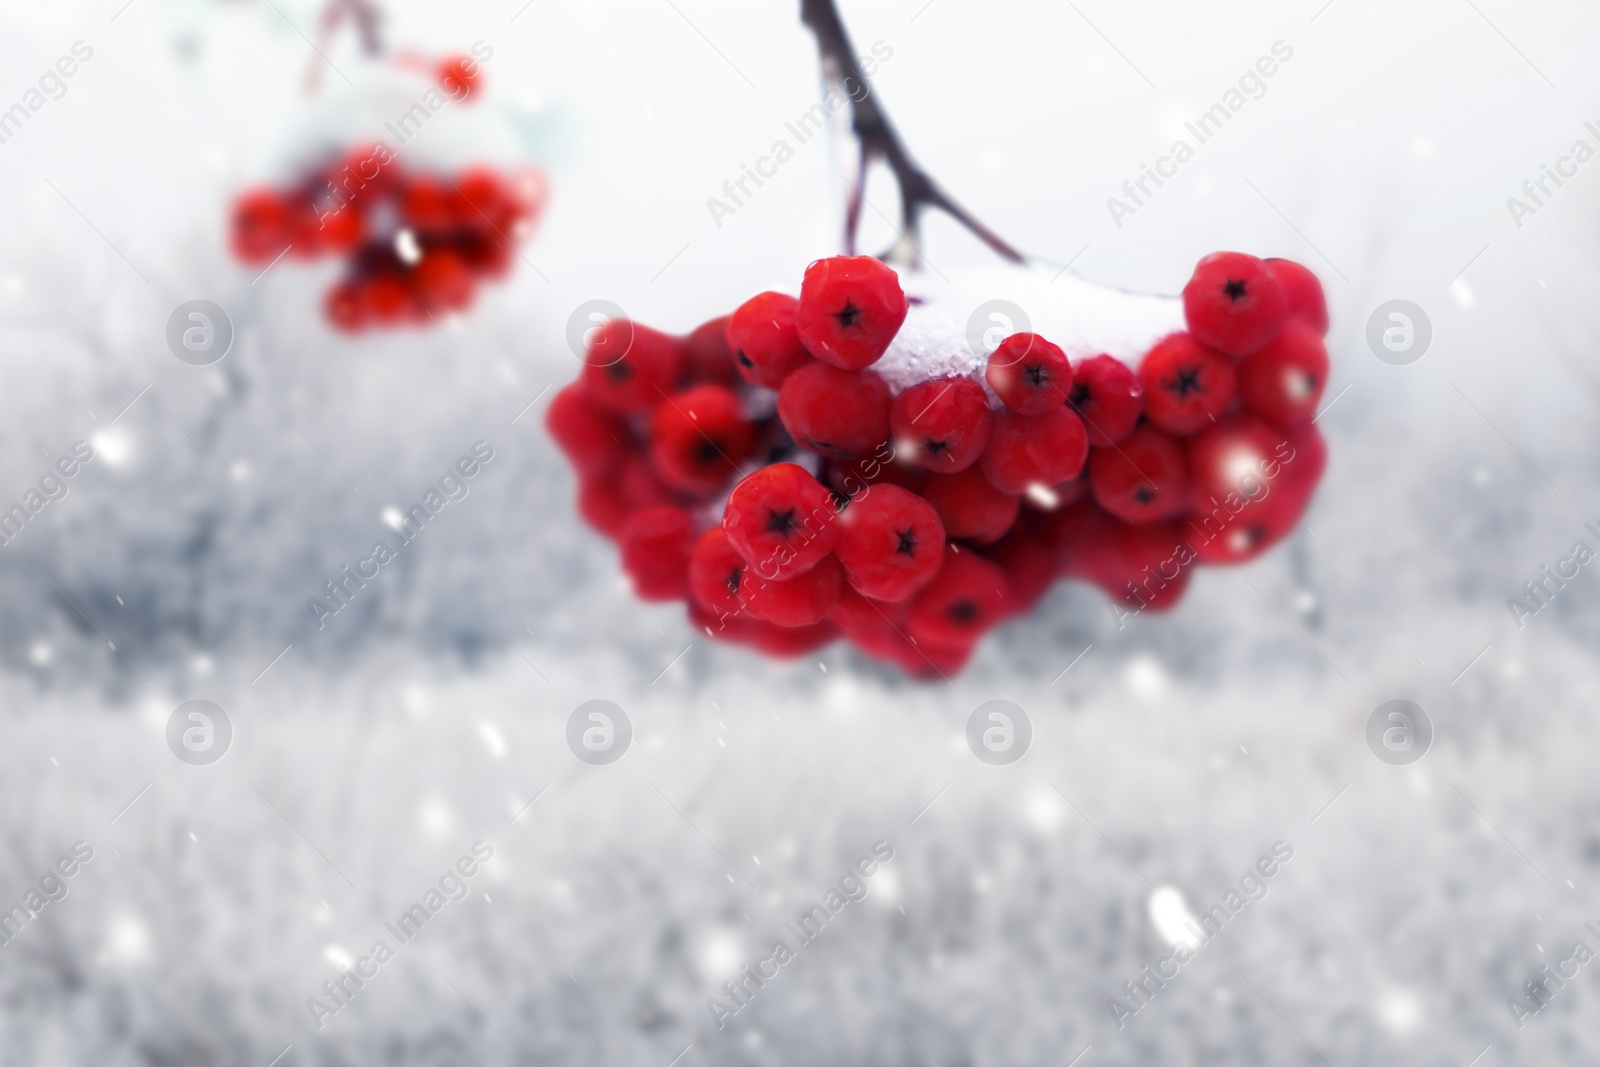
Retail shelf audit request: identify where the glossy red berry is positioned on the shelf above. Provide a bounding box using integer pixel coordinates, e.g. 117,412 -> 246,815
834,484 -> 946,601
682,315 -> 738,386
825,583 -> 902,637
1236,319 -> 1328,426
1088,425 -> 1190,523
726,292 -> 812,388
1264,258 -> 1329,336
979,407 -> 1089,495
1191,420 -> 1326,565
889,377 -> 992,472
796,256 -> 908,370
743,553 -> 844,627
1185,415 -> 1290,513
581,321 -> 685,414
650,385 -> 755,494
906,547 -> 1008,649
688,526 -> 748,617
414,249 -> 474,313
1138,333 -> 1237,436
777,363 -> 891,460
722,463 -> 839,580
986,334 -> 1073,415
438,55 -> 482,100
919,466 -> 1020,545
1066,355 -> 1142,446
1182,251 -> 1288,356
619,505 -> 695,602
548,383 -> 627,479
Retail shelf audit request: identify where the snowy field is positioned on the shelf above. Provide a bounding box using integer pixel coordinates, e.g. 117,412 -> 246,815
2,0 -> 1600,1063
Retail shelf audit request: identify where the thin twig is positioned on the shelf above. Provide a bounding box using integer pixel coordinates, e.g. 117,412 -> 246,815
798,0 -> 1024,265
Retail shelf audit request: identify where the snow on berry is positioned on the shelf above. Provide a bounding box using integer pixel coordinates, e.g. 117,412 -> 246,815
548,254 -> 1331,676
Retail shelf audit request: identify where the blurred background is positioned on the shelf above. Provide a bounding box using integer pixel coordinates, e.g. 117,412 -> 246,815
2,0 -> 1599,1063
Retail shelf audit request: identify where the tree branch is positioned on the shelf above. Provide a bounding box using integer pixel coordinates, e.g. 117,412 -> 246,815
798,0 -> 1024,265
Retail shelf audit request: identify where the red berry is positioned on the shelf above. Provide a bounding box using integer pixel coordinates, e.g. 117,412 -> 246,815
1066,355 -> 1142,446
650,385 -> 755,494
1138,333 -> 1236,436
834,484 -> 946,601
690,600 -> 838,657
1185,415 -> 1289,513
1188,420 -> 1326,565
324,281 -> 366,332
726,292 -> 813,388
981,519 -> 1058,617
580,321 -> 685,414
743,553 -> 844,627
919,466 -> 1020,545
1264,258 -> 1329,336
823,449 -> 927,499
1182,251 -> 1288,356
1108,520 -> 1193,612
986,334 -> 1073,415
722,463 -> 839,580
777,364 -> 891,460
364,275 -> 413,325
889,377 -> 993,472
1236,320 -> 1328,426
414,249 -> 474,313
619,506 -> 695,602
682,315 -> 739,386
547,383 -> 627,479
978,407 -> 1089,495
317,202 -> 365,254
438,55 -> 482,100
231,189 -> 289,262
688,526 -> 748,617
1088,425 -> 1190,523
906,547 -> 1008,649
796,256 -> 908,370
826,583 -> 903,636
402,177 -> 456,230
577,476 -> 631,537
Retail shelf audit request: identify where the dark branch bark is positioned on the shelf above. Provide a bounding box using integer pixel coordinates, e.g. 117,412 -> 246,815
305,0 -> 384,92
798,0 -> 1024,265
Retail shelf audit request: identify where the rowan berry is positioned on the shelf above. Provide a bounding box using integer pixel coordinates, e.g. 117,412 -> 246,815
777,363 -> 891,460
1138,333 -> 1236,436
986,334 -> 1073,415
1182,251 -> 1288,356
834,484 -> 946,601
919,466 -> 1020,545
889,377 -> 992,472
1066,355 -> 1142,446
1088,425 -> 1190,523
726,292 -> 813,388
722,463 -> 839,580
1236,319 -> 1328,426
978,407 -> 1088,495
796,255 -> 908,370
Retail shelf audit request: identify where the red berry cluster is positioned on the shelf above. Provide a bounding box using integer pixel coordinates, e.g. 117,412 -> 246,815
549,252 -> 1331,678
227,57 -> 542,332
